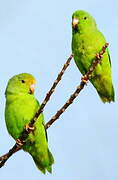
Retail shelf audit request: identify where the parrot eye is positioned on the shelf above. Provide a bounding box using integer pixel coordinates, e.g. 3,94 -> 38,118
21,80 -> 25,83
84,17 -> 87,20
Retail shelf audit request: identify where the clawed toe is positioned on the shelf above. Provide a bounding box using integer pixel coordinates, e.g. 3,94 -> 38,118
25,124 -> 34,132
81,76 -> 88,84
16,139 -> 23,147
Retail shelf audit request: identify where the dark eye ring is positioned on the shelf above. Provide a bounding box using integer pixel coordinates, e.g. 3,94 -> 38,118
21,80 -> 25,83
84,17 -> 87,20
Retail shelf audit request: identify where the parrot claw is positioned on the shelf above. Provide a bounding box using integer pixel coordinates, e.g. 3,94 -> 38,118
81,76 -> 88,84
25,124 -> 34,132
16,139 -> 23,147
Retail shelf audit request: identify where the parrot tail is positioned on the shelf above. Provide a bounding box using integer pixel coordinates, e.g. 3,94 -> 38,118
98,85 -> 115,103
32,149 -> 54,174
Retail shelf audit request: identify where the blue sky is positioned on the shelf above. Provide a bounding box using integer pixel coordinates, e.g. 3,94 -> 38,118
0,0 -> 118,179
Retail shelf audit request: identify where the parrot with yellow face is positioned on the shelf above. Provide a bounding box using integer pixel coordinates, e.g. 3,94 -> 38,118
5,73 -> 54,173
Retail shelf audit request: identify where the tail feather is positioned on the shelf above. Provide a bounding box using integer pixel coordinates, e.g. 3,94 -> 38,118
90,76 -> 115,103
32,149 -> 54,174
33,157 -> 46,174
46,150 -> 54,173
98,85 -> 115,103
46,165 -> 52,174
48,149 -> 54,165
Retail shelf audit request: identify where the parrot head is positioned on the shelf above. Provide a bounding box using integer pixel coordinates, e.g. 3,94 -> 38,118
72,10 -> 97,33
5,73 -> 36,96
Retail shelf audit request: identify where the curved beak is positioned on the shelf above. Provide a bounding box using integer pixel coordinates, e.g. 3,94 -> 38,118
29,84 -> 35,94
72,18 -> 79,28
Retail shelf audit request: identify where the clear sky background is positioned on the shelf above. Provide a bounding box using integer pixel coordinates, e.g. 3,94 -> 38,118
0,0 -> 118,180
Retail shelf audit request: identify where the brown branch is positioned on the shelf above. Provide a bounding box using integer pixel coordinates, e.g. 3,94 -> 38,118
0,144 -> 19,168
45,43 -> 109,129
0,42 -> 109,168
25,54 -> 73,126
16,54 -> 73,144
0,54 -> 73,167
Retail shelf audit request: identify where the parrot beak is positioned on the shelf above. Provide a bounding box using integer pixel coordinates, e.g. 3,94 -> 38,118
72,18 -> 79,28
29,84 -> 35,94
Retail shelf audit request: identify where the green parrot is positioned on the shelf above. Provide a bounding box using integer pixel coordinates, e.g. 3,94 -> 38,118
72,10 -> 115,103
5,73 -> 54,174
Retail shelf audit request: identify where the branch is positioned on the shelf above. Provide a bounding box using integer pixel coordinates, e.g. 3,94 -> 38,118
0,43 -> 109,168
28,54 -> 73,126
0,144 -> 19,168
0,54 -> 73,167
45,43 -> 109,129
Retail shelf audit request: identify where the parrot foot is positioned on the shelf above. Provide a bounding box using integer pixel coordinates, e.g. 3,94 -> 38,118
25,124 -> 35,133
81,76 -> 88,84
16,139 -> 23,147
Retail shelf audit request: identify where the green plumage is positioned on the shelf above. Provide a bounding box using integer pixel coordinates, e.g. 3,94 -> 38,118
72,10 -> 115,102
5,73 -> 54,174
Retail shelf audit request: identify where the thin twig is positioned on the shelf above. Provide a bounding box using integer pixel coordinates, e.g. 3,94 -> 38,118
45,43 -> 109,129
0,145 -> 19,168
24,54 -> 73,127
0,54 -> 73,167
0,43 -> 108,168
20,54 -> 73,142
